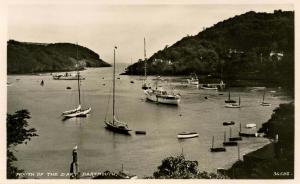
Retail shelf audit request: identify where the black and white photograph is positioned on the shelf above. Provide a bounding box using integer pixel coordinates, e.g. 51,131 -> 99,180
2,0 -> 295,182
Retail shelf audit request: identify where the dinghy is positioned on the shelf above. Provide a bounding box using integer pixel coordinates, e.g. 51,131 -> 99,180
246,123 -> 256,128
177,132 -> 199,139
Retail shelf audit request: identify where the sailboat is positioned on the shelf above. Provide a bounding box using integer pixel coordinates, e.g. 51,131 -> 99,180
260,89 -> 271,106
225,89 -> 236,103
104,47 -> 131,134
210,136 -> 226,152
223,131 -> 238,146
144,76 -> 181,105
62,44 -> 91,118
228,127 -> 242,141
141,38 -> 151,90
130,57 -> 134,84
225,96 -> 241,108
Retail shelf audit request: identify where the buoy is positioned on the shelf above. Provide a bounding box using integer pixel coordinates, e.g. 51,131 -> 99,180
204,96 -> 208,99
66,86 -> 71,89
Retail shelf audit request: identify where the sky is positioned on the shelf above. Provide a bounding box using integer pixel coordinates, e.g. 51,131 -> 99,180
7,3 -> 293,64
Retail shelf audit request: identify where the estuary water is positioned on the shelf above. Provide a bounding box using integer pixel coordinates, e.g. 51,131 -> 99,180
7,64 -> 291,179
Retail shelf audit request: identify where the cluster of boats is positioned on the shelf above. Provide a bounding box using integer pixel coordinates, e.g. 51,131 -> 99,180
53,72 -> 85,80
211,122 -> 259,152
57,39 -> 271,138
187,73 -> 226,90
176,121 -> 258,153
47,41 -> 273,179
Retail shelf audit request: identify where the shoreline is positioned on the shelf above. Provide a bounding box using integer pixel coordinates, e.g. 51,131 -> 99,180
224,102 -> 294,179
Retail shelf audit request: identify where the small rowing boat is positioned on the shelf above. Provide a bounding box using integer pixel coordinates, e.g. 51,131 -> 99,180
135,130 -> 146,135
246,123 -> 256,128
177,132 -> 199,139
223,121 -> 235,126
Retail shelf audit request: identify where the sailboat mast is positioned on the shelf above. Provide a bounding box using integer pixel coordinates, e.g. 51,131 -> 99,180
212,136 -> 214,149
144,38 -> 147,78
113,47 -> 116,123
77,43 -> 81,105
239,123 -> 242,133
130,56 -> 132,75
262,89 -> 265,103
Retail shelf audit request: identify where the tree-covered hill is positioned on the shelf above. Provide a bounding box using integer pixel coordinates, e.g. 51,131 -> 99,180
7,40 -> 111,74
126,10 -> 294,92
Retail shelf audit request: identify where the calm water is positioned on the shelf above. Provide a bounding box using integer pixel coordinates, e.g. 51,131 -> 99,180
7,64 -> 291,179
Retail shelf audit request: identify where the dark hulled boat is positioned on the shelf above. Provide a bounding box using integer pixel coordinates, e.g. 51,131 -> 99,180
105,120 -> 131,135
104,47 -> 131,135
225,90 -> 236,103
228,127 -> 242,141
223,121 -> 235,126
238,123 -> 257,137
210,136 -> 226,152
229,137 -> 242,141
223,131 -> 238,146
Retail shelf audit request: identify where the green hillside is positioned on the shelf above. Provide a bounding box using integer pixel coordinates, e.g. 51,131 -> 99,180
126,10 -> 294,91
7,40 -> 111,74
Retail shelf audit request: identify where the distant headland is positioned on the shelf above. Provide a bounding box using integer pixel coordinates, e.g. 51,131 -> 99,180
7,40 -> 111,74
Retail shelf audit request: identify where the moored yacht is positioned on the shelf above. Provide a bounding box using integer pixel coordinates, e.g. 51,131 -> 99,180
225,96 -> 241,108
144,86 -> 181,105
104,46 -> 131,135
62,43 -> 91,118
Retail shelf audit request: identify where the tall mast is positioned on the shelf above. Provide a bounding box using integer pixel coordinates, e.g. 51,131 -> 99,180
239,123 -> 242,133
77,43 -> 81,105
144,38 -> 147,78
130,56 -> 132,75
113,47 -> 117,123
237,143 -> 240,161
262,89 -> 265,103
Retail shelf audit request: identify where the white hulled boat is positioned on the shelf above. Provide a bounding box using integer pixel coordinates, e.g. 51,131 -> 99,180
62,43 -> 91,118
144,77 -> 181,105
200,84 -> 218,90
177,132 -> 199,139
246,123 -> 256,129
